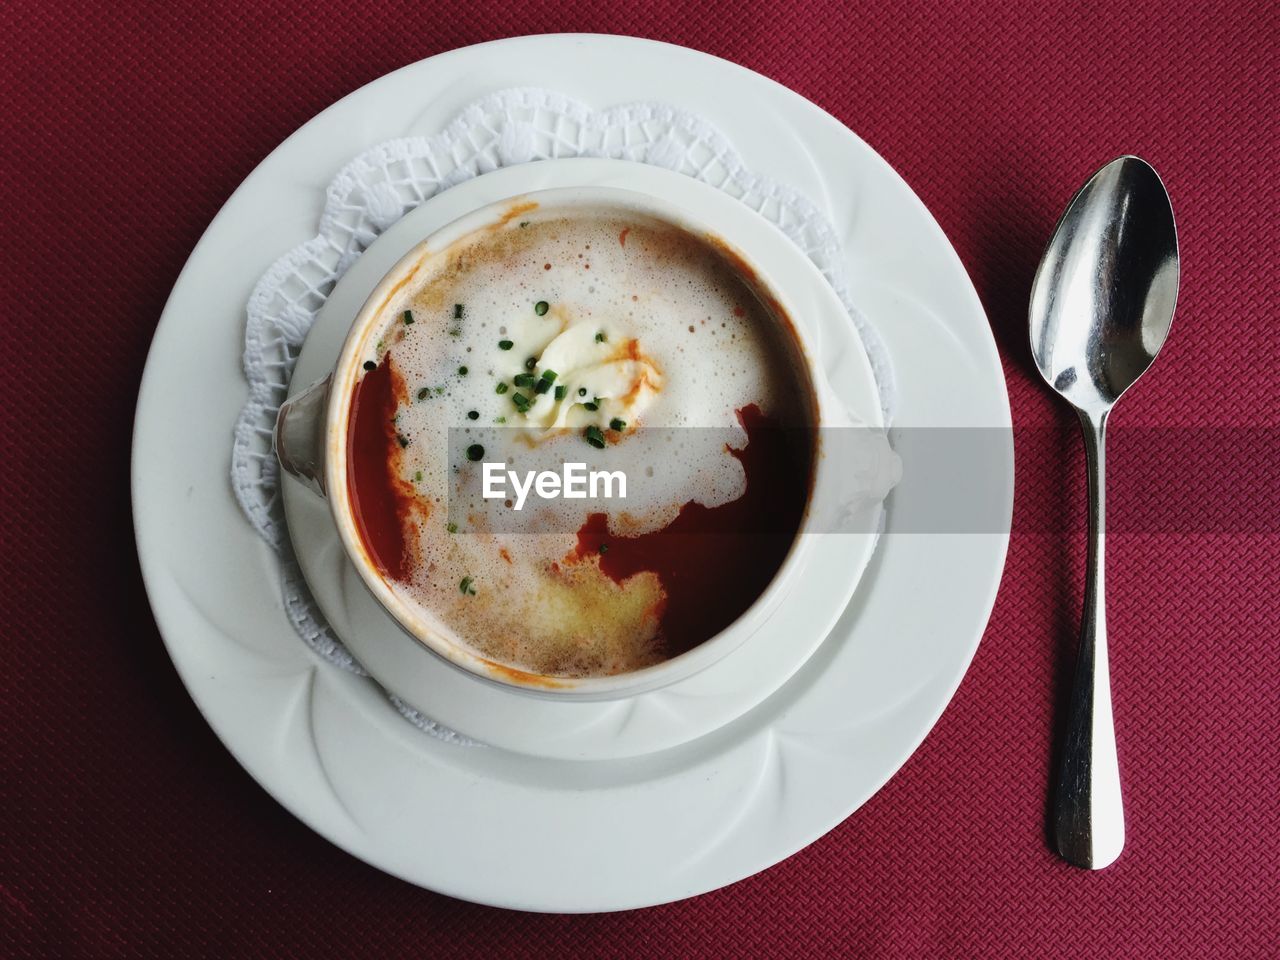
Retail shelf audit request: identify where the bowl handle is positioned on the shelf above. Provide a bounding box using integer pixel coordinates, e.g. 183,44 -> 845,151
274,375 -> 331,498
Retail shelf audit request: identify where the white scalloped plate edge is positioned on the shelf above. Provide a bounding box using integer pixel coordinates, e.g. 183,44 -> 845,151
132,35 -> 1011,912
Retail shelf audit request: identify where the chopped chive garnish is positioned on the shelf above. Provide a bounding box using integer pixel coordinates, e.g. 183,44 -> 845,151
458,365 -> 468,376
467,410 -> 479,420
459,576 -> 476,595
524,356 -> 537,371
447,522 -> 458,534
595,331 -> 607,343
363,360 -> 377,371
454,304 -> 464,320
449,327 -> 461,337
578,387 -> 588,397
466,443 -> 484,462
534,378 -> 551,395
534,301 -> 549,316
414,470 -> 423,482
498,339 -> 514,350
495,382 -> 509,394
495,416 -> 506,424
417,387 -> 429,400
435,386 -> 445,395
402,310 -> 414,325
610,418 -> 626,432
599,543 -> 609,555
583,401 -> 599,412
583,425 -> 606,449
541,370 -> 558,384
554,385 -> 567,400
512,393 -> 531,410
397,434 -> 410,448
513,372 -> 535,388
519,220 -> 529,228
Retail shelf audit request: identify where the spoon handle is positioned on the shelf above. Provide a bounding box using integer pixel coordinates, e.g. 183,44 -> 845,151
1054,409 -> 1125,869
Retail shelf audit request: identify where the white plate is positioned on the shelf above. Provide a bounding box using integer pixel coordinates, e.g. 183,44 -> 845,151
283,159 -> 884,759
133,35 -> 1011,911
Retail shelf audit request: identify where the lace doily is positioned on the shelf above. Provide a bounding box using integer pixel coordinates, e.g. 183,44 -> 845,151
230,88 -> 895,741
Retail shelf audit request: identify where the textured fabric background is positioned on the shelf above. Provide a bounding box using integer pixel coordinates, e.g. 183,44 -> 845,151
2,1 -> 1276,957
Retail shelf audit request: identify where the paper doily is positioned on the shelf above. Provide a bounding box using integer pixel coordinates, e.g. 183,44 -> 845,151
230,88 -> 895,740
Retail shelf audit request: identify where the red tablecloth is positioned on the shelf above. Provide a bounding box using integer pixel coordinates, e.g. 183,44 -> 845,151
3,1 -> 1276,956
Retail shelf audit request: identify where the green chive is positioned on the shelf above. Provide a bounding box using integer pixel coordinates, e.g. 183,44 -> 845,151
610,418 -> 626,432
534,301 -> 549,316
541,369 -> 558,384
449,327 -> 461,337
495,382 -> 509,394
454,304 -> 464,320
459,576 -> 475,595
402,310 -> 414,325
554,385 -> 567,400
466,443 -> 484,462
435,386 -> 445,395
417,387 -> 429,400
513,372 -> 535,388
447,522 -> 458,534
599,543 -> 609,555
498,339 -> 514,350
458,365 -> 468,376
524,356 -> 537,371
534,378 -> 551,395
397,434 -> 410,448
363,360 -> 376,371
414,470 -> 423,482
583,401 -> 598,412
467,410 -> 479,420
583,425 -> 605,449
578,387 -> 588,397
512,393 -> 531,410
519,220 -> 529,228
595,331 -> 607,343
495,416 -> 506,424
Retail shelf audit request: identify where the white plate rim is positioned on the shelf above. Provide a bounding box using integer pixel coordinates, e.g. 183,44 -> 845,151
131,34 -> 1012,912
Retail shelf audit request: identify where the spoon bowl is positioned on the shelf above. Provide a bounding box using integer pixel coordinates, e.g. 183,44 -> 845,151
1030,156 -> 1179,413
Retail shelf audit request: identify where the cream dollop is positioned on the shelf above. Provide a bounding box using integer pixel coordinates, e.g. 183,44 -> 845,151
511,321 -> 662,435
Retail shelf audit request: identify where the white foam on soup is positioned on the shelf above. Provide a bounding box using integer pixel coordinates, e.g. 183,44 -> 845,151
355,209 -> 813,678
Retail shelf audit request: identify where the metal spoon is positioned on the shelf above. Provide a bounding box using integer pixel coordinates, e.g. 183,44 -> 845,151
1029,155 -> 1179,869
